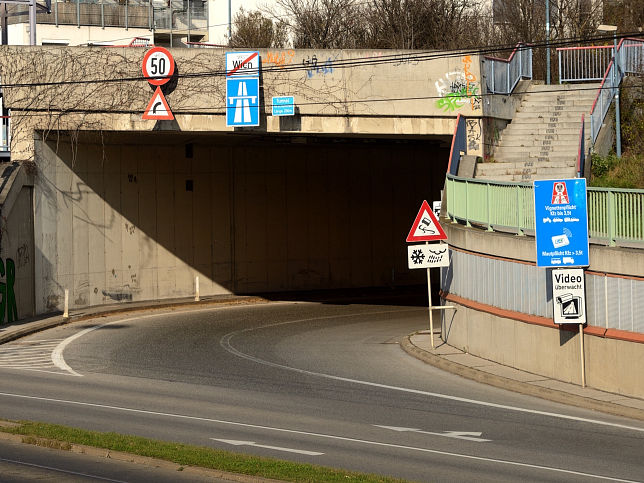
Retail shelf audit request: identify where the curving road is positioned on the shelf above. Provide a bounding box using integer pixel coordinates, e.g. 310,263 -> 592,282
1,301 -> 643,482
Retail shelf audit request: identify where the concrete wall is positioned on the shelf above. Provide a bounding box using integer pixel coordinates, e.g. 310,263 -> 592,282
33,133 -> 446,313
442,222 -> 644,398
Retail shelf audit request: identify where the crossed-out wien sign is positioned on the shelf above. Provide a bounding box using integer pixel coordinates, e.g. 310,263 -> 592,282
226,51 -> 260,127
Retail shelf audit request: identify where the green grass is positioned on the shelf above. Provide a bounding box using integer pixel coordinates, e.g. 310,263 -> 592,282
589,152 -> 644,189
0,420 -> 411,483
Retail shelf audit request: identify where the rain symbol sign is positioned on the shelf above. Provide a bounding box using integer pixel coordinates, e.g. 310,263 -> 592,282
407,243 -> 450,269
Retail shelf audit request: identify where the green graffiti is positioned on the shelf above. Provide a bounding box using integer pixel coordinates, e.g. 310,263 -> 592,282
0,258 -> 18,324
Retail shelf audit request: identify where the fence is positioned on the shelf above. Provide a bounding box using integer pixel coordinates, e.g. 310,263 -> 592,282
445,174 -> 644,247
483,43 -> 532,94
441,248 -> 644,334
557,45 -> 613,83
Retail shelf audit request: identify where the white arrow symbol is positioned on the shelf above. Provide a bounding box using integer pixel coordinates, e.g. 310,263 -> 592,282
210,438 -> 324,456
375,426 -> 491,443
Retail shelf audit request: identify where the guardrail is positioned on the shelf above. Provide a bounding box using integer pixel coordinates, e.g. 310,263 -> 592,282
557,45 -> 613,83
445,174 -> 644,247
589,38 -> 643,144
483,43 -> 532,94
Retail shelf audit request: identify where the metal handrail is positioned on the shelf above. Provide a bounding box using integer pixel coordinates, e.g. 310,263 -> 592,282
447,114 -> 466,176
445,174 -> 644,247
483,43 -> 532,94
557,45 -> 613,83
576,114 -> 585,178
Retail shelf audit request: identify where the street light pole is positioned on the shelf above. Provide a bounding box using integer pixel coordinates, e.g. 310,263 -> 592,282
613,30 -> 622,158
546,0 -> 550,85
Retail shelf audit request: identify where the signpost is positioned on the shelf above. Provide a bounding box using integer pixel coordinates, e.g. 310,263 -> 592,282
551,267 -> 587,386
406,200 -> 451,349
534,178 -> 589,268
142,47 -> 175,120
226,51 -> 260,127
534,179 -> 590,388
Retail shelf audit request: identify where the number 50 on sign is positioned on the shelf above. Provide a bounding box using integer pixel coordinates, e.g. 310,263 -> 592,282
142,47 -> 175,86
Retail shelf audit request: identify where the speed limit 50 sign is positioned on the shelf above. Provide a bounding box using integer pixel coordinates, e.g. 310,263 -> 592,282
142,47 -> 175,86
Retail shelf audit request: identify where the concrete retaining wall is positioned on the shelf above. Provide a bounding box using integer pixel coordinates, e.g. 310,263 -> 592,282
442,223 -> 644,398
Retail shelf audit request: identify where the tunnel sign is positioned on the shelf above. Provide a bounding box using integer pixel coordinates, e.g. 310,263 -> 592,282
534,179 -> 589,268
142,86 -> 174,120
406,200 -> 447,242
142,47 -> 175,86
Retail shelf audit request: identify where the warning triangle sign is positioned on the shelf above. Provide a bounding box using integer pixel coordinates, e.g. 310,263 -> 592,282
406,200 -> 447,242
142,86 -> 174,120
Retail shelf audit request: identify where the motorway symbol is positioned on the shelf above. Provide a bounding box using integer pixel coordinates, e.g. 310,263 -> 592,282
142,86 -> 174,120
210,438 -> 324,456
375,425 -> 491,442
406,200 -> 447,242
226,77 -> 260,127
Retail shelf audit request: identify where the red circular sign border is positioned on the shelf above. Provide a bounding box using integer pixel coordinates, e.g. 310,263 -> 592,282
142,47 -> 175,86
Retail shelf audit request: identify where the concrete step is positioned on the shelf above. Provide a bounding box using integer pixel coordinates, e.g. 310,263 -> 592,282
503,126 -> 587,136
491,155 -> 579,165
502,121 -> 590,130
476,161 -> 575,175
499,133 -> 581,143
527,83 -> 601,93
476,168 -> 577,182
514,108 -> 589,117
520,100 -> 595,108
494,146 -> 578,156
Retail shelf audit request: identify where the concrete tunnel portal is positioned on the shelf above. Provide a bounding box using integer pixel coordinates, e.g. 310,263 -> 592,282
41,129 -> 450,306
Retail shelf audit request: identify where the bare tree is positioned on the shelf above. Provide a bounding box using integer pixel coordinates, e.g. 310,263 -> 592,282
270,0 -> 366,49
229,8 -> 289,48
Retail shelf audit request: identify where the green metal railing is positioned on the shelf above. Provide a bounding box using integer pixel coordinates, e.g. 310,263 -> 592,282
446,175 -> 644,247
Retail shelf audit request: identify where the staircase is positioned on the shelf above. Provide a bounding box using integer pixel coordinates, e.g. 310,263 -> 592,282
475,83 -> 600,182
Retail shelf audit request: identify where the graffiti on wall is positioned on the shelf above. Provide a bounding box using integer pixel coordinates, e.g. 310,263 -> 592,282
265,50 -> 295,69
302,55 -> 334,78
0,258 -> 18,324
466,118 -> 482,154
435,56 -> 481,112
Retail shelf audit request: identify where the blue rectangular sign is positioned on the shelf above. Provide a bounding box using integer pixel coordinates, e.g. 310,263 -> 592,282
534,178 -> 589,268
226,77 -> 260,127
272,96 -> 295,116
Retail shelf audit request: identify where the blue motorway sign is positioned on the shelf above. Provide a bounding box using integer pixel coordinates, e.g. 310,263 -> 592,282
534,178 -> 589,268
272,96 -> 295,116
226,77 -> 260,127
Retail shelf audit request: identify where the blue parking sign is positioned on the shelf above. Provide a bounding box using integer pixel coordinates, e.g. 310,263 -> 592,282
226,77 -> 260,127
534,178 -> 589,268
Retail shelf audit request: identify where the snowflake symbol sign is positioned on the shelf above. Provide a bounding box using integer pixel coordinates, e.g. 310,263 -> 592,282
411,249 -> 425,265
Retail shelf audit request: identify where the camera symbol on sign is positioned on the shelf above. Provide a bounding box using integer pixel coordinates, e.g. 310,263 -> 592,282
556,293 -> 583,319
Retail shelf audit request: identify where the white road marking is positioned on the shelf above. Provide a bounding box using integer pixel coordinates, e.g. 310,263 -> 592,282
0,339 -> 72,375
0,391 -> 637,482
375,425 -> 491,442
0,456 -> 129,482
210,438 -> 324,456
220,320 -> 644,434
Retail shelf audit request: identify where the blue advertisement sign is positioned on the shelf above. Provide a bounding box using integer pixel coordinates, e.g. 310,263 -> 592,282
272,96 -> 295,116
534,178 -> 589,268
226,77 -> 260,127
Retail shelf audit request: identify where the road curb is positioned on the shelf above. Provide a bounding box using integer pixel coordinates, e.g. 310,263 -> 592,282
400,334 -> 644,422
0,430 -> 282,483
0,296 -> 269,345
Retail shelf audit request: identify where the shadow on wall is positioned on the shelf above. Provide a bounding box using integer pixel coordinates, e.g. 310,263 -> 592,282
39,131 -> 449,309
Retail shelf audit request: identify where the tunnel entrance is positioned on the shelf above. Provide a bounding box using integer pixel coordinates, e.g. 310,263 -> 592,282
38,130 -> 450,306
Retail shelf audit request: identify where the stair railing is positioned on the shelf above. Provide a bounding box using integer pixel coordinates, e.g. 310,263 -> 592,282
576,114 -> 586,178
483,43 -> 533,94
557,45 -> 613,83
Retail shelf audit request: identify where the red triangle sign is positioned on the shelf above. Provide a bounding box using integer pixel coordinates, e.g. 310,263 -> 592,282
142,86 -> 174,120
406,200 -> 447,242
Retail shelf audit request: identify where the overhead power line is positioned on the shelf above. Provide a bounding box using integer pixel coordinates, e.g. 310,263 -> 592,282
2,31 -> 641,90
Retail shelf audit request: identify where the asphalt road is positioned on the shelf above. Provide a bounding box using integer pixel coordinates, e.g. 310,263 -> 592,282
1,300 -> 643,482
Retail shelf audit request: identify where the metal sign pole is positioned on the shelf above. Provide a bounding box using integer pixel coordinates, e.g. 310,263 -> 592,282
426,241 -> 435,349
579,323 -> 586,387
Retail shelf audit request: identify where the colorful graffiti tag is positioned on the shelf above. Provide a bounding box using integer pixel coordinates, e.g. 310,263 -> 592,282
435,56 -> 482,112
302,55 -> 334,78
0,258 -> 18,324
265,50 -> 295,69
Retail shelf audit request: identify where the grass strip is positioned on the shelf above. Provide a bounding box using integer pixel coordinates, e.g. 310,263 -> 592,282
0,420 -> 411,483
